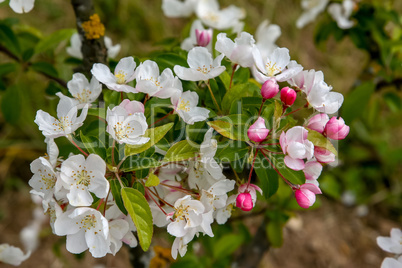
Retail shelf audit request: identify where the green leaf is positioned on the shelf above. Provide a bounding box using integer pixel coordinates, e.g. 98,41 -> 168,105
266,220 -> 283,247
125,123 -> 173,157
341,82 -> 375,123
121,155 -> 160,172
0,63 -> 18,76
255,153 -> 279,199
0,24 -> 21,57
307,129 -> 337,156
163,140 -> 198,162
121,188 -> 153,251
153,53 -> 188,70
110,180 -> 128,215
87,108 -> 106,119
216,141 -> 249,162
30,62 -> 58,77
268,153 -> 305,185
1,85 -> 20,124
212,233 -> 244,259
79,131 -> 107,159
207,120 -> 248,141
221,82 -> 260,112
35,28 -> 75,54
218,71 -> 231,90
145,173 -> 160,187
273,100 -> 283,130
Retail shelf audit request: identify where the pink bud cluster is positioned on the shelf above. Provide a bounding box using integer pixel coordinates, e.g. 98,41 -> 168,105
307,114 -> 350,140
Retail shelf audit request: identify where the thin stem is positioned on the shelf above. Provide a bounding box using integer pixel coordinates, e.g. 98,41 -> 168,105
68,136 -> 89,157
145,186 -> 175,208
96,198 -> 104,210
150,110 -> 174,126
247,148 -> 259,188
231,165 -> 241,184
114,172 -> 124,188
207,80 -> 223,114
103,189 -> 110,216
282,106 -> 304,117
116,156 -> 127,171
258,99 -> 266,116
159,182 -> 198,196
143,94 -> 149,106
144,187 -> 170,217
229,64 -> 238,89
259,149 -> 294,188
111,139 -> 116,166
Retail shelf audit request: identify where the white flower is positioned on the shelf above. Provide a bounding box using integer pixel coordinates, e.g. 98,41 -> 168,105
328,0 -> 355,29
174,47 -> 225,81
162,0 -> 197,18
91,56 -> 136,93
57,73 -> 102,109
35,97 -> 88,139
252,47 -> 303,83
215,195 -> 236,224
54,207 -> 110,258
296,0 -> 329,28
45,138 -> 59,168
0,244 -> 30,266
29,157 -> 61,201
381,257 -> 402,268
60,154 -> 109,207
171,90 -> 210,124
377,228 -> 402,255
303,160 -> 322,185
167,195 -> 205,238
67,33 -> 121,59
181,20 -> 213,52
42,198 -> 63,233
135,60 -> 181,98
255,20 -> 281,60
200,179 -> 235,212
1,0 -> 35,13
106,103 -> 150,145
195,0 -> 245,30
215,32 -> 255,68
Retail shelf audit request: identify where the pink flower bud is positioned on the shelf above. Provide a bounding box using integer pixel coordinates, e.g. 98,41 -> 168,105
280,87 -> 297,107
119,99 -> 145,115
324,117 -> 350,140
236,192 -> 253,211
295,183 -> 322,209
314,147 -> 335,163
261,78 -> 279,99
195,29 -> 212,47
307,114 -> 329,134
247,117 -> 270,143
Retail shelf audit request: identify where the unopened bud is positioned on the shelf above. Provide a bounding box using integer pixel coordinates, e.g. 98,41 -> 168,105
195,29 -> 212,47
280,87 -> 297,107
247,117 -> 270,143
261,78 -> 279,99
236,192 -> 253,211
324,117 -> 349,140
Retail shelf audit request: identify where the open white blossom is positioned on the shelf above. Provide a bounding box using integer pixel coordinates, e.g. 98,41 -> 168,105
215,195 -> 236,224
106,103 -> 150,145
57,73 -> 102,109
60,154 -> 109,207
67,33 -> 121,59
135,60 -> 181,98
29,157 -> 61,201
91,56 -> 136,93
215,32 -> 255,68
381,257 -> 402,268
200,179 -> 235,212
162,0 -> 197,18
252,47 -> 303,83
0,0 -> 34,13
255,20 -> 281,59
174,47 -> 225,81
328,0 -> 355,29
377,228 -> 402,255
171,90 -> 210,125
296,0 -> 329,28
195,0 -> 245,30
54,207 -> 110,258
0,244 -> 30,266
35,97 -> 88,139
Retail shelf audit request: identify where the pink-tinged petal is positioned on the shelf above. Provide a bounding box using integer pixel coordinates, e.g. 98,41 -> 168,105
286,126 -> 308,143
284,155 -> 305,171
119,99 -> 145,115
249,184 -> 263,195
303,161 -> 322,181
247,117 -> 270,142
314,147 -> 336,163
301,183 -> 322,194
275,65 -> 304,82
261,78 -> 279,99
279,131 -> 287,154
324,116 -> 350,140
66,231 -> 88,254
286,142 -> 307,159
295,188 -> 316,209
307,114 -> 329,134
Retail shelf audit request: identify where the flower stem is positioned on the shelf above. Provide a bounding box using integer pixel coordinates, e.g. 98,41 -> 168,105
68,136 -> 89,157
259,149 -> 294,188
111,139 -> 116,166
247,148 -> 259,188
282,106 -> 303,117
258,99 -> 266,116
150,110 -> 174,126
207,80 -> 223,115
229,64 -> 238,89
114,172 -> 124,188
144,187 -> 169,217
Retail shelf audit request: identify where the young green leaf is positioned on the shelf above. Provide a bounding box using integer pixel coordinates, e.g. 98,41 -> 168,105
307,129 -> 338,156
145,173 -> 160,187
163,140 -> 198,162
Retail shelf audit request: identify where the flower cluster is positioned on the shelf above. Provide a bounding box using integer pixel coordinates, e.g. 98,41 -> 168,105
26,0 -> 350,262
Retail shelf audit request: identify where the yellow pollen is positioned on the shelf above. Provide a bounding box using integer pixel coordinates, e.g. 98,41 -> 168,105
203,13 -> 219,23
39,173 -> 56,190
73,88 -> 91,103
80,214 -> 97,230
196,64 -> 212,74
146,77 -> 162,89
82,14 -> 105,40
115,70 -> 127,84
75,170 -> 91,187
177,98 -> 190,112
266,61 -> 282,76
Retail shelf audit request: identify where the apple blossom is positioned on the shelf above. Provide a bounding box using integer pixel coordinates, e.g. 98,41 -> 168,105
173,47 -> 225,81
303,160 -> 323,184
215,195 -> 236,224
29,157 -> 60,201
238,183 -> 262,207
261,78 -> 280,99
181,20 -> 213,52
91,56 -> 136,93
0,244 -> 30,266
135,60 -> 181,98
60,154 -> 109,206
377,228 -> 402,255
281,87 -> 297,107
296,0 -> 329,28
255,20 -> 281,59
54,207 -> 110,258
199,128 -> 225,181
307,113 -> 329,133
314,147 -> 336,163
294,183 -> 322,209
324,116 -> 350,140
162,0 -> 197,18
106,103 -> 150,145
381,257 -> 402,268
0,0 -> 35,13
328,0 -> 355,29
195,0 -> 245,30
252,47 -> 303,83
196,29 -> 213,47
34,97 -> 88,139
200,179 -> 235,212
247,117 -> 270,143
215,32 -> 256,68
280,126 -> 314,170
171,90 -> 210,125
